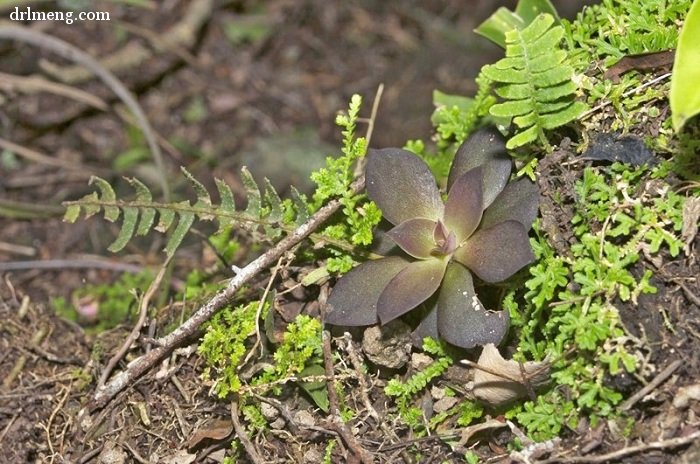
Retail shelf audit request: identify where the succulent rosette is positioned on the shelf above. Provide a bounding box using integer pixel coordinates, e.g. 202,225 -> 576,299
325,128 -> 539,349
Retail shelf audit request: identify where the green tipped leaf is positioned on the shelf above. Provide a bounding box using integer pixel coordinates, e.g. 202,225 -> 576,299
108,206 -> 138,253
290,186 -> 310,224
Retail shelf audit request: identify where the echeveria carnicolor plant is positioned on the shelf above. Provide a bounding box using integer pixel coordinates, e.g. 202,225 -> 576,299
324,127 -> 539,349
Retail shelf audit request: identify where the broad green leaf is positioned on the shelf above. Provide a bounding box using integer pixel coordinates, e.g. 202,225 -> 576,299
432,90 -> 476,112
671,0 -> 700,131
482,65 -> 527,83
532,66 -> 572,87
108,206 -> 138,252
165,212 -> 195,257
474,0 -> 558,49
297,365 -> 330,413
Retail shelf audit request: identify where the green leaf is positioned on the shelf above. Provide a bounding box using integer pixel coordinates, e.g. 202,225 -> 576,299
182,166 -> 211,206
63,204 -> 81,223
165,212 -> 195,257
240,167 -> 261,217
671,0 -> 700,131
89,176 -> 119,221
475,0 -> 559,48
126,177 -> 155,236
297,364 -> 330,413
108,206 -> 138,253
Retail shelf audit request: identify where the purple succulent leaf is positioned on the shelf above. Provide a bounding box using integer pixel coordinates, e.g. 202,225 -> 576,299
387,218 -> 438,259
447,128 -> 512,209
325,256 -> 410,326
444,166 -> 484,242
366,148 -> 444,225
453,220 -> 534,283
481,177 -> 540,230
411,302 -> 439,347
377,258 -> 448,324
437,262 -> 509,348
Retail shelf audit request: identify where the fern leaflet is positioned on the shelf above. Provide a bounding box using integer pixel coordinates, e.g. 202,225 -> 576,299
482,13 -> 587,149
63,168 -> 311,258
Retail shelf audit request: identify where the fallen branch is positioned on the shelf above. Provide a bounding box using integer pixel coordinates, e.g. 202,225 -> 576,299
538,430 -> 700,463
89,176 -> 364,409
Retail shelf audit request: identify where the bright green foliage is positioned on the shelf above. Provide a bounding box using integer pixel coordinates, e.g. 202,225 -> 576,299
475,0 -> 560,48
671,0 -> 700,131
563,0 -> 691,69
323,440 -> 336,464
253,315 -> 323,394
52,270 -> 153,333
63,166 -> 312,258
431,75 -> 497,151
483,14 -> 587,149
309,94 -> 382,272
199,301 -> 261,398
505,163 -> 686,440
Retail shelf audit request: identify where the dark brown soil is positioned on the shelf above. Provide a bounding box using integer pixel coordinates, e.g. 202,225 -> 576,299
1,1 -> 698,463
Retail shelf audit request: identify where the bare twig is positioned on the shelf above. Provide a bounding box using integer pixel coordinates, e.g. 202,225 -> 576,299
90,177 -> 365,409
98,255 -> 173,388
0,25 -> 170,200
230,400 -> 266,464
539,430 -> 700,463
620,359 -> 683,411
323,331 -> 374,464
0,71 -> 108,109
0,258 -> 144,274
579,72 -> 671,121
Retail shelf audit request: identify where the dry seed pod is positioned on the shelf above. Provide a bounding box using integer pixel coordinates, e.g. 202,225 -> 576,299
471,343 -> 550,407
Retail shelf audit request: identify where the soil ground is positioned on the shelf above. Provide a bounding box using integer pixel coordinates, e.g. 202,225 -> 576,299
0,1 -> 698,463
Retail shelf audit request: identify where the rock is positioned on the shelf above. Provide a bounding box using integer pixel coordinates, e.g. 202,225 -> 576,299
411,352 -> 433,370
362,320 -> 412,369
261,402 -> 280,421
433,396 -> 459,413
673,383 -> 700,409
294,410 -> 316,428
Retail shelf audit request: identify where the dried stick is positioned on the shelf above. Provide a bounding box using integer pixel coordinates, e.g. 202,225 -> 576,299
539,430 -> 700,464
98,255 -> 173,388
230,400 -> 266,464
90,177 -> 364,409
322,331 -> 374,464
0,25 -> 170,200
620,359 -> 683,411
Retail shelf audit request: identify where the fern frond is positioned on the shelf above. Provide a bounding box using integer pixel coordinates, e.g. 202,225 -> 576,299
482,13 -> 587,149
63,169 -> 312,258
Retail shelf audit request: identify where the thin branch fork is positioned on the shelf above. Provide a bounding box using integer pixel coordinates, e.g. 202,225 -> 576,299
90,176 -> 365,410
